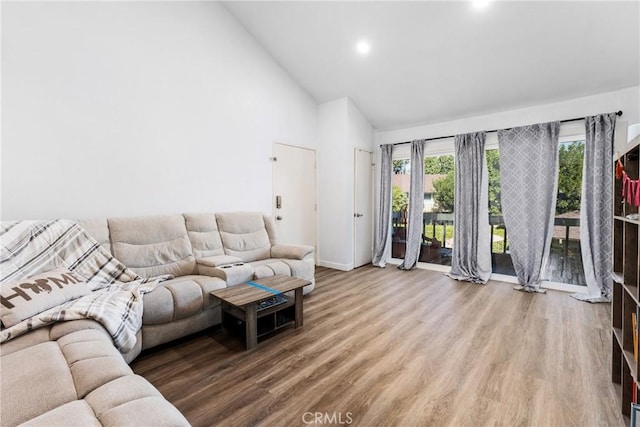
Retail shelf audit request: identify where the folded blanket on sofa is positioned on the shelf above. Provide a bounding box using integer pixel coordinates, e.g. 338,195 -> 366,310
0,219 -> 168,352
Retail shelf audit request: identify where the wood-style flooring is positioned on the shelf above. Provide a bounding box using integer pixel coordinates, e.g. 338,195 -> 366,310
131,265 -> 623,427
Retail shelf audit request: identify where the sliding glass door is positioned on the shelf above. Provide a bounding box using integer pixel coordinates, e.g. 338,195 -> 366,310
389,138 -> 587,287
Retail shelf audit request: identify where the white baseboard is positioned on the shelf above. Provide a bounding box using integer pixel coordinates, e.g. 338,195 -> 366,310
388,258 -> 586,294
317,260 -> 353,271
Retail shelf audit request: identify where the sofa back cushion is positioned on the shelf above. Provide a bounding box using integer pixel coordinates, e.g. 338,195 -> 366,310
108,215 -> 196,278
216,212 -> 271,262
77,218 -> 112,255
183,213 -> 225,259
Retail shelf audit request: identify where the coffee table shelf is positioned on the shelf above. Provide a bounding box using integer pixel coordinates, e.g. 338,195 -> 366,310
210,276 -> 309,350
222,295 -> 296,339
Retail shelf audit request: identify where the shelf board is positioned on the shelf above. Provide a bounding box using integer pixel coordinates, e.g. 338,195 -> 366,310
624,284 -> 640,305
613,215 -> 640,225
614,327 -> 624,348
623,348 -> 638,380
257,296 -> 294,318
257,320 -> 294,338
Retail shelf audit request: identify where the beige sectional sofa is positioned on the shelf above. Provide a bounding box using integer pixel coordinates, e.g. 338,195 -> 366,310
0,212 -> 315,426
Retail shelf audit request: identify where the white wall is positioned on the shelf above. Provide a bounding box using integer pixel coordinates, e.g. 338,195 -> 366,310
1,2 -> 318,220
317,97 -> 374,270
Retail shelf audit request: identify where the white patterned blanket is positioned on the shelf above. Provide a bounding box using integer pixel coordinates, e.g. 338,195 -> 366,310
0,220 -> 168,352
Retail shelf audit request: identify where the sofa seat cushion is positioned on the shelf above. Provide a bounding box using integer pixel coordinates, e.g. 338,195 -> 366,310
1,324 -> 189,426
142,275 -> 225,325
249,258 -> 314,282
250,259 -> 292,279
20,400 -> 101,427
85,375 -> 187,426
1,341 -> 78,426
1,328 -> 132,425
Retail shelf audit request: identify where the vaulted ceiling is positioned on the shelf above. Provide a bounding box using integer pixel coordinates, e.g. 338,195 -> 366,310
223,1 -> 640,130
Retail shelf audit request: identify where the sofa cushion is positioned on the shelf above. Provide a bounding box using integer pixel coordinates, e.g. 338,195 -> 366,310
84,374 -> 189,427
0,341 -> 78,426
77,218 -> 112,255
184,212 -> 225,259
1,324 -> 189,426
0,267 -> 91,328
108,215 -> 196,278
250,259 -> 292,279
142,309 -> 220,350
99,396 -> 188,427
20,400 -> 101,427
56,329 -> 134,398
216,212 -> 271,262
142,275 -> 225,325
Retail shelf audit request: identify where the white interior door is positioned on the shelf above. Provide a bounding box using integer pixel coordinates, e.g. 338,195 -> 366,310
354,148 -> 374,268
273,143 -> 317,253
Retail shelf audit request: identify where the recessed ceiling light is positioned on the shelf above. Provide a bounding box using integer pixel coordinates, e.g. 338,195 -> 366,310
356,41 -> 371,55
472,0 -> 490,8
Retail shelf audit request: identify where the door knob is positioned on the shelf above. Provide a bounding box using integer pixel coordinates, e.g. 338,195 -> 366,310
276,216 -> 283,221
354,213 -> 363,218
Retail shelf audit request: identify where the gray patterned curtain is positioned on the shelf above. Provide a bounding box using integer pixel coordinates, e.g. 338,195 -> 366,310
398,140 -> 425,270
373,144 -> 393,267
498,122 -> 560,292
571,113 -> 617,302
446,132 -> 491,284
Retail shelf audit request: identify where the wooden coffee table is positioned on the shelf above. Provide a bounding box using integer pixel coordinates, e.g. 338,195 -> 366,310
210,275 -> 310,350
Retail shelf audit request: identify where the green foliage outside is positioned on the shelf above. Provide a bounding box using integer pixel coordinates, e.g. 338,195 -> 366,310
433,172 -> 455,212
424,156 -> 454,174
486,149 -> 502,215
392,185 -> 408,213
556,141 -> 584,214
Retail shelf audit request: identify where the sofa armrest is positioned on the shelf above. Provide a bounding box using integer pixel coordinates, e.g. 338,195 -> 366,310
271,244 -> 314,260
197,255 -> 243,268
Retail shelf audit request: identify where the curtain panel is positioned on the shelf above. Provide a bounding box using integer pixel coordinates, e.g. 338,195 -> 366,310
372,144 -> 394,267
446,132 -> 491,284
498,121 -> 560,292
398,140 -> 426,270
572,113 -> 617,302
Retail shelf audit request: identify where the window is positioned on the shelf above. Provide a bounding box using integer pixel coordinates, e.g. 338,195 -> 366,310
391,159 -> 410,259
390,151 -> 456,266
487,148 -> 513,274
486,140 -> 587,286
389,135 -> 587,287
549,140 -> 586,285
422,154 -> 454,266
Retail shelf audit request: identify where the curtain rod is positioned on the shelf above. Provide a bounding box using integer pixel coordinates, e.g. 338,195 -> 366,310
385,110 -> 624,147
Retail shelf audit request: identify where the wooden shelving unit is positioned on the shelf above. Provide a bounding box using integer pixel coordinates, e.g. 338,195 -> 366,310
612,140 -> 640,420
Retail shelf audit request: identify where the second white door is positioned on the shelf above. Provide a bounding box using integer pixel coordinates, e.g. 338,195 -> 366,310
354,148 -> 374,268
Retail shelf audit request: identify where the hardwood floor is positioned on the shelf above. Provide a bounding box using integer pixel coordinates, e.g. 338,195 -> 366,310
131,266 -> 623,427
